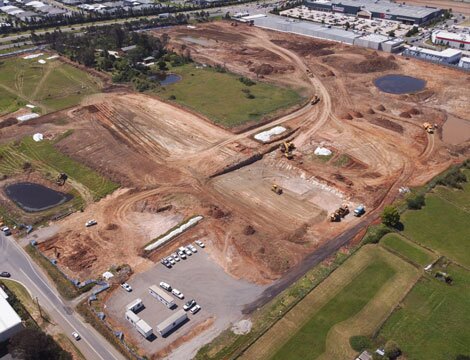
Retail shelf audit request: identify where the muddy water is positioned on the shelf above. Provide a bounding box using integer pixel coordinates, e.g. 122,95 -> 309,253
159,73 -> 181,86
5,182 -> 72,212
442,116 -> 470,145
374,74 -> 426,94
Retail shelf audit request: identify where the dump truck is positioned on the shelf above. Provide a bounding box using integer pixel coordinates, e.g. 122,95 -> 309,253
354,204 -> 365,217
422,122 -> 435,134
329,204 -> 349,222
271,184 -> 283,195
56,173 -> 68,186
311,95 -> 320,105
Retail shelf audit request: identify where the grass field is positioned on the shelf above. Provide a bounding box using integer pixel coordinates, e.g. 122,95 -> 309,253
241,246 -> 420,360
0,55 -> 101,114
155,64 -> 303,128
379,263 -> 470,360
432,169 -> 470,212
401,193 -> 470,268
381,233 -> 436,267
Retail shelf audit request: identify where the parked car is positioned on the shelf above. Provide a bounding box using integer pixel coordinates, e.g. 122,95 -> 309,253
195,240 -> 205,248
171,288 -> 184,299
72,332 -> 81,341
163,262 -> 172,269
160,282 -> 172,291
189,245 -> 197,253
184,247 -> 193,256
121,283 -> 132,292
172,253 -> 180,262
1,226 -> 11,236
85,220 -> 97,227
183,299 -> 196,311
177,250 -> 187,259
167,257 -> 176,265
0,271 -> 11,278
190,304 -> 201,314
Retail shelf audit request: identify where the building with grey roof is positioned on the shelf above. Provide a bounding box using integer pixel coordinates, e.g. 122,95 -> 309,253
305,0 -> 442,25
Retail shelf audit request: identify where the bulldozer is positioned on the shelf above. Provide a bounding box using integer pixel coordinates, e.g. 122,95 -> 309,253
271,184 -> 283,195
329,204 -> 349,222
56,173 -> 68,186
311,95 -> 320,105
279,141 -> 295,159
422,122 -> 435,134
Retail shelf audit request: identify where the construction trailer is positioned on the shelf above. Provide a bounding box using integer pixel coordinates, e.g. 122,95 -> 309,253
126,298 -> 144,313
125,310 -> 140,325
125,310 -> 153,338
156,309 -> 188,337
149,285 -> 175,309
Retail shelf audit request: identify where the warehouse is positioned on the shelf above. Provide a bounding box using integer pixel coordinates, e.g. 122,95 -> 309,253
354,34 -> 404,52
0,289 -> 23,342
304,0 -> 442,25
156,309 -> 188,337
432,31 -> 470,51
149,285 -> 175,309
403,46 -> 462,64
458,57 -> 470,70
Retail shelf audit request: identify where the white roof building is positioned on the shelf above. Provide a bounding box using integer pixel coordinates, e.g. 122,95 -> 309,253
0,289 -> 23,342
432,30 -> 470,50
404,46 -> 462,64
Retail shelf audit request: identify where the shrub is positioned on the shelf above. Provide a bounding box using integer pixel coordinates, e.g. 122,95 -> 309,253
384,340 -> 401,359
361,224 -> 391,245
406,194 -> 425,210
436,168 -> 467,189
456,355 -> 470,360
239,77 -> 255,86
381,206 -> 400,228
350,335 -> 372,352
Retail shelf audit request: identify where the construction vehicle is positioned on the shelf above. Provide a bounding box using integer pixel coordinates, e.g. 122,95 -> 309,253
329,204 -> 349,222
271,184 -> 283,195
279,141 -> 295,159
56,173 -> 68,186
311,95 -> 320,105
422,122 -> 435,134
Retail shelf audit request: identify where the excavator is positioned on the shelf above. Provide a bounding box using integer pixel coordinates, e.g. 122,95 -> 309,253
271,184 -> 283,195
280,141 -> 295,160
422,122 -> 436,134
329,204 -> 349,222
56,173 -> 68,186
311,95 -> 320,105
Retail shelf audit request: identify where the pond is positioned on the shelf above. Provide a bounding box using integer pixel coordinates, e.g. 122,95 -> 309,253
5,182 -> 73,212
442,116 -> 470,145
374,74 -> 426,94
159,73 -> 182,86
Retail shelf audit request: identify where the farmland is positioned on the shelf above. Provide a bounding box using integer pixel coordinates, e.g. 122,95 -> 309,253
380,233 -> 436,267
155,63 -> 303,129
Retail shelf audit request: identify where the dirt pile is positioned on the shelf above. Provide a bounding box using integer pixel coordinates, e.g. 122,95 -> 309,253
371,118 -> 404,134
271,39 -> 334,57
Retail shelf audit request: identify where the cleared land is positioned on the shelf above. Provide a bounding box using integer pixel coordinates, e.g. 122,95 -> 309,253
155,63 -> 302,128
401,193 -> 470,267
380,233 -> 436,267
241,245 -> 420,360
0,55 -> 101,114
380,263 -> 470,360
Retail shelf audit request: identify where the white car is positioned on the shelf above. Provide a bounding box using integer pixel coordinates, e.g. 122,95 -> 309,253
195,240 -> 205,248
85,220 -> 97,227
189,245 -> 197,253
121,283 -> 132,292
167,257 -> 176,265
72,332 -> 81,341
172,253 -> 180,262
190,304 -> 201,314
171,288 -> 184,299
184,247 -> 192,256
177,250 -> 187,259
160,282 -> 172,291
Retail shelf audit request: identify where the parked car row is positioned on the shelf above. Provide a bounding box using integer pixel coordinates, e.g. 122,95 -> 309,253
160,241 -> 205,269
159,282 -> 201,314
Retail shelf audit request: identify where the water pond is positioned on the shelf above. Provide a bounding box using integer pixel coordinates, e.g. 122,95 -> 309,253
374,74 -> 426,94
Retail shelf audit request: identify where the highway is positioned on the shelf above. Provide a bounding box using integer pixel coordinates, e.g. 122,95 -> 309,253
0,233 -> 126,360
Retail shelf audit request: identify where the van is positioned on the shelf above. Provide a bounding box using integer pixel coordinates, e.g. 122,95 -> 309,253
159,282 -> 172,291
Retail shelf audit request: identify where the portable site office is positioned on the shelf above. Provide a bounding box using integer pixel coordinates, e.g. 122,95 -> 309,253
149,285 -> 175,309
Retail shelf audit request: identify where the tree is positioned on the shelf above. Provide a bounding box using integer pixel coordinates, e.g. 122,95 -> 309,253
349,335 -> 372,352
381,206 -> 400,228
8,328 -> 72,360
384,340 -> 401,359
388,30 -> 396,37
406,194 -> 425,210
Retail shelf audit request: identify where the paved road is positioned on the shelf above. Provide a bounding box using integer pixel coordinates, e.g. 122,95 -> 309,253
0,233 -> 126,360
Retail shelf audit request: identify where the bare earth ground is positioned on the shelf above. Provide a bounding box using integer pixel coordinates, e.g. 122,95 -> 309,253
3,21 -> 469,358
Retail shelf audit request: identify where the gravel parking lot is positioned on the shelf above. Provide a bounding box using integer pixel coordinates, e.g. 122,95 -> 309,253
105,248 -> 266,357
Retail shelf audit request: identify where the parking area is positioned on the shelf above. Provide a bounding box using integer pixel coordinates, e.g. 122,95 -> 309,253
105,247 -> 266,356
280,6 -> 414,37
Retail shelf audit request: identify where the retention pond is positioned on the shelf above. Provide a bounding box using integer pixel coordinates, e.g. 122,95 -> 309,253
5,182 -> 73,212
374,74 -> 426,94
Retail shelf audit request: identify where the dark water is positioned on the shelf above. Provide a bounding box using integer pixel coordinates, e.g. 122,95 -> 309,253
5,182 -> 72,212
374,74 -> 426,94
159,73 -> 181,86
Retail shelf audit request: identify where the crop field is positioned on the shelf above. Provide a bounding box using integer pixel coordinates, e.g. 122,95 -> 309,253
401,192 -> 470,268
0,55 -> 102,114
380,233 -> 436,267
0,87 -> 24,115
380,263 -> 470,360
432,169 -> 470,212
241,246 -> 420,360
155,64 -> 303,128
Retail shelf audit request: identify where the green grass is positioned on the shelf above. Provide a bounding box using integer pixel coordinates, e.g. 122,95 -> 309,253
0,87 -> 24,115
155,64 -> 303,128
381,233 -> 435,267
271,260 -> 395,360
379,264 -> 470,360
432,170 -> 470,212
401,194 -> 470,268
0,55 -> 101,114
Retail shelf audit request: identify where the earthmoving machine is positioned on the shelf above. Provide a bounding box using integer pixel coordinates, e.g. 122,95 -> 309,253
311,95 -> 320,105
56,173 -> 68,186
279,141 -> 295,159
329,204 -> 349,222
271,184 -> 283,195
422,122 -> 435,134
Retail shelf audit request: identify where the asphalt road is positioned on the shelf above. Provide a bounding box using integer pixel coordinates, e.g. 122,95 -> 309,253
0,233 -> 126,360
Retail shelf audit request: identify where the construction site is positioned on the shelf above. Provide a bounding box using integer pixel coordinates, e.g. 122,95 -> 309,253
1,20 -> 469,358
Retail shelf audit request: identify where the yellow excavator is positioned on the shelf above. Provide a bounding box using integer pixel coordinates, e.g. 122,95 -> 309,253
280,141 -> 295,160
422,122 -> 435,134
271,184 -> 283,195
329,204 -> 349,222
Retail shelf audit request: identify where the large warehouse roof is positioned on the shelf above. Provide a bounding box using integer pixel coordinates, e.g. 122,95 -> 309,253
0,296 -> 22,335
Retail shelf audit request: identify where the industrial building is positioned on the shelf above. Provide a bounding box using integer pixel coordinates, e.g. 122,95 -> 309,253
0,288 -> 23,343
354,34 -> 404,52
126,298 -> 144,313
403,46 -> 462,65
124,311 -> 153,338
458,57 -> 470,70
432,31 -> 470,51
304,0 -> 442,25
156,309 -> 188,337
149,285 -> 175,309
